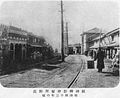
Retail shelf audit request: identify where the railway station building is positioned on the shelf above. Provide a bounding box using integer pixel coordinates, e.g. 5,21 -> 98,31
81,27 -> 103,55
0,24 -> 27,64
90,28 -> 120,59
81,27 -> 120,59
0,24 -> 49,73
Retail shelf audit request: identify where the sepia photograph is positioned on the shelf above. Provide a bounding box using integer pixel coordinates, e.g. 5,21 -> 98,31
0,0 -> 119,93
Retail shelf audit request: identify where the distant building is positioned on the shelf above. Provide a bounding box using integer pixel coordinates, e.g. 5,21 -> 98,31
81,27 -> 103,54
68,43 -> 81,54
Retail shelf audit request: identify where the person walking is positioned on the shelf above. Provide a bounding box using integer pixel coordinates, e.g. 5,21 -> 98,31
94,47 -> 105,72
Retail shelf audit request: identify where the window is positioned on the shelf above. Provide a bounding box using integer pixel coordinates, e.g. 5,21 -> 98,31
111,35 -> 114,41
35,38 -> 36,43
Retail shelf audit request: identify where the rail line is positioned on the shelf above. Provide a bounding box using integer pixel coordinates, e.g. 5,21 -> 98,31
67,59 -> 84,88
0,56 -> 86,88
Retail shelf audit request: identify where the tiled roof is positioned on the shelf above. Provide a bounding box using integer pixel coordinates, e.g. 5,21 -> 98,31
103,28 -> 119,37
9,26 -> 22,31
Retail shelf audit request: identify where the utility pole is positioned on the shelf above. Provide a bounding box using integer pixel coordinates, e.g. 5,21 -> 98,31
65,22 -> 68,55
61,0 -> 64,61
66,22 -> 68,35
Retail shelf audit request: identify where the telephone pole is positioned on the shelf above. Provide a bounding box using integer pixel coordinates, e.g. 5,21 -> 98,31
66,22 -> 68,35
65,22 -> 68,55
61,0 -> 64,61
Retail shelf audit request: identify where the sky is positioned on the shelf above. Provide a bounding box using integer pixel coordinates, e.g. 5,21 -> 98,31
0,0 -> 119,51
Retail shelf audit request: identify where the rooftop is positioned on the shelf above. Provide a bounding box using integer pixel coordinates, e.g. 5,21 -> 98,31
84,27 -> 101,34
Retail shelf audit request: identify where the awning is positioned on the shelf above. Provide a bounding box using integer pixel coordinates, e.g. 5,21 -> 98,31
90,44 -> 102,49
106,42 -> 119,47
90,43 -> 119,49
90,45 -> 99,49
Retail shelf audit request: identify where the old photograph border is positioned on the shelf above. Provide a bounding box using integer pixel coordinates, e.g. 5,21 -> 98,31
0,0 -> 120,98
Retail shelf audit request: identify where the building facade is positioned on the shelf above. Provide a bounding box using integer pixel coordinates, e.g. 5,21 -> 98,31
0,24 -> 51,73
89,28 -> 119,59
68,43 -> 81,54
0,24 -> 28,63
81,27 -> 102,54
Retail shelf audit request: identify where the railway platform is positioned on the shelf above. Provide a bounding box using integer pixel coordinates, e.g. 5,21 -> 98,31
72,56 -> 120,88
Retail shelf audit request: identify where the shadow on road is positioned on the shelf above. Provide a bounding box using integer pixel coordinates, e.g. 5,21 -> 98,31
47,60 -> 63,64
35,58 -> 62,71
35,64 -> 60,71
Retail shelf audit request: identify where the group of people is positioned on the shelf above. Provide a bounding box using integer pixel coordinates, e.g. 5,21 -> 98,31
89,47 -> 119,74
31,51 -> 43,61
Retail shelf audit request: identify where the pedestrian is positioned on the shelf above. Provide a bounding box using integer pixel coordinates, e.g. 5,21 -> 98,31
94,47 -> 105,72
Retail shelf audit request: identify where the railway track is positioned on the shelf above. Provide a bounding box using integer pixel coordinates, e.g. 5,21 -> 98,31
67,59 -> 84,88
0,55 -> 86,88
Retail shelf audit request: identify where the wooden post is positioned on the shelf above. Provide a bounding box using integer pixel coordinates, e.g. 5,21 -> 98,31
61,0 -> 64,61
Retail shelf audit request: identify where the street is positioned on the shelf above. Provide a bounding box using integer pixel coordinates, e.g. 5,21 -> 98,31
0,54 -> 119,88
0,55 -> 86,88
